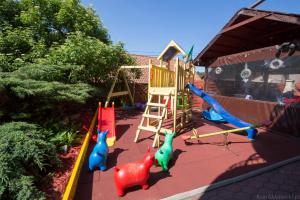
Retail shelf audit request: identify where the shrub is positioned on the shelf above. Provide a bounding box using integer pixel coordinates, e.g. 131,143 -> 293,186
50,129 -> 82,153
0,122 -> 60,199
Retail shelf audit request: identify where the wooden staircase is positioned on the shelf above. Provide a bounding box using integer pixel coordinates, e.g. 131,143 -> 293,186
134,89 -> 172,147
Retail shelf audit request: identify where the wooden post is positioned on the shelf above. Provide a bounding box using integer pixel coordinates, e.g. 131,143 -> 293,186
158,94 -> 161,116
173,58 -> 179,132
122,71 -> 134,106
224,133 -> 229,149
159,68 -> 162,87
158,66 -> 162,116
105,69 -> 119,108
147,60 -> 152,126
189,63 -> 195,122
204,66 -> 208,92
192,64 -> 195,85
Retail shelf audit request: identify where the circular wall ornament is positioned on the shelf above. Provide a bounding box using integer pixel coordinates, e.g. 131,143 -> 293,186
240,63 -> 251,79
269,58 -> 284,70
215,67 -> 223,74
240,68 -> 251,79
240,63 -> 252,83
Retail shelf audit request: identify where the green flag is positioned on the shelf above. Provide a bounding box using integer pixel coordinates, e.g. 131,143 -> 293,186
185,45 -> 194,63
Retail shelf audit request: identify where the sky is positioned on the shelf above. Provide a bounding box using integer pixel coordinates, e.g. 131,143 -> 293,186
81,0 -> 300,60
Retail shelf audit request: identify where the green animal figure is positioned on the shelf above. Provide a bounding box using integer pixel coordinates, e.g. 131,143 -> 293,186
155,131 -> 176,171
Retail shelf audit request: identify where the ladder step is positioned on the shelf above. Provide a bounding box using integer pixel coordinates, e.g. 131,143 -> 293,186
138,126 -> 158,132
147,103 -> 166,107
142,114 -> 163,119
110,91 -> 129,97
160,128 -> 173,134
150,91 -> 170,96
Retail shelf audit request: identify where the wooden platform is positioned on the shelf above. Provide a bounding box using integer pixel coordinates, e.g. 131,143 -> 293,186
74,110 -> 300,200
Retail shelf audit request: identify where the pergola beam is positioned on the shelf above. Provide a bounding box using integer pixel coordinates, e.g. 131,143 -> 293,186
257,25 -> 299,40
220,13 -> 271,34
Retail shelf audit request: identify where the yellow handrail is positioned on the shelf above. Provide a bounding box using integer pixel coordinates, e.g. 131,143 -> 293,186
150,65 -> 175,87
177,65 -> 185,91
62,109 -> 98,200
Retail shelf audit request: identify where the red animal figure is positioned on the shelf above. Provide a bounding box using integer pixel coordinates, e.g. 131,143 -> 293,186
114,147 -> 154,196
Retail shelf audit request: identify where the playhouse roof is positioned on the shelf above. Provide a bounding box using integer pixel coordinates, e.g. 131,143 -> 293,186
158,40 -> 186,62
193,8 -> 300,66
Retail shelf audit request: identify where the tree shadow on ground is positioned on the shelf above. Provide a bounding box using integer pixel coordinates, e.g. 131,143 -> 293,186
115,108 -> 143,120
116,124 -> 131,141
107,148 -> 127,170
197,131 -> 300,199
168,149 -> 186,170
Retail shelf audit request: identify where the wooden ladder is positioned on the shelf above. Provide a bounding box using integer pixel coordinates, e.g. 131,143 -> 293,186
134,90 -> 171,147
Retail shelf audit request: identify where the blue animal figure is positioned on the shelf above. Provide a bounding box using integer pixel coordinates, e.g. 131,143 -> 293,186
155,131 -> 175,171
88,129 -> 109,171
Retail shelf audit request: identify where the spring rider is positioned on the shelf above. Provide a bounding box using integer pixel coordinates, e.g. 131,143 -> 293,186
114,147 -> 154,196
155,131 -> 175,171
88,129 -> 109,171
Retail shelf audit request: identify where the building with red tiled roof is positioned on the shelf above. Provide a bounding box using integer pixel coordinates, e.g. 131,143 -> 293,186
127,54 -> 151,84
129,54 -> 183,83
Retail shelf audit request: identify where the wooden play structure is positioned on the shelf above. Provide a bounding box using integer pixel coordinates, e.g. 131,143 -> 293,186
134,40 -> 195,147
105,67 -> 135,108
105,63 -> 151,108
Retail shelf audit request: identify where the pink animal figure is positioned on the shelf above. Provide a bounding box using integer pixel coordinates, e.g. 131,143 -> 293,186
114,147 -> 154,196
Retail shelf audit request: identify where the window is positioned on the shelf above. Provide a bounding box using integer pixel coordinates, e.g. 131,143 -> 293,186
207,55 -> 300,103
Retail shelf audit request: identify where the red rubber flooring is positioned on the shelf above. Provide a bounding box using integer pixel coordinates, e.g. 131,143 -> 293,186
74,110 -> 300,200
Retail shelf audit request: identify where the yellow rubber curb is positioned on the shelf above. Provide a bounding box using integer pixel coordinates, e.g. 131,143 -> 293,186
62,109 -> 98,200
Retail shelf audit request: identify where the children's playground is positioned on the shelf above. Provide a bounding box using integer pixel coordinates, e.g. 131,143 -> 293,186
62,32 -> 300,199
72,109 -> 300,200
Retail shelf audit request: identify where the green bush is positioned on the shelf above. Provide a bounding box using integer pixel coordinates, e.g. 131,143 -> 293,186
0,72 -> 96,103
0,122 -> 60,200
47,32 -> 134,85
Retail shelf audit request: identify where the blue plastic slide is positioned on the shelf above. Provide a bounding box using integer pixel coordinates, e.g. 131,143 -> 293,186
202,108 -> 226,123
187,83 -> 257,139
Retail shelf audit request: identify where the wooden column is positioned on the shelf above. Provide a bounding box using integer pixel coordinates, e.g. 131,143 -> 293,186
173,58 -> 179,132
